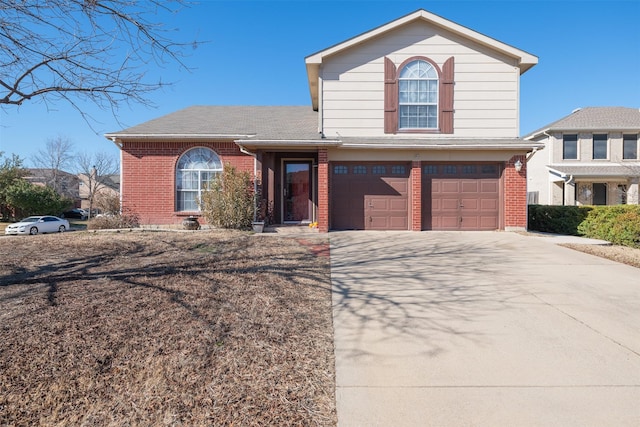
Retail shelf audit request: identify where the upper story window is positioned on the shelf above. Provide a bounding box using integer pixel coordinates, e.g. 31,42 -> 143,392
623,134 -> 638,160
563,134 -> 578,160
592,134 -> 608,160
384,56 -> 454,134
398,60 -> 438,129
176,147 -> 223,211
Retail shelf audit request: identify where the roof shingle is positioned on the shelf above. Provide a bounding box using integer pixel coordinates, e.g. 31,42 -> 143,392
526,107 -> 640,139
106,106 -> 321,141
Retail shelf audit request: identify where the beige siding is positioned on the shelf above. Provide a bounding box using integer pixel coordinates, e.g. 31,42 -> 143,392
526,136 -> 553,204
320,21 -> 521,138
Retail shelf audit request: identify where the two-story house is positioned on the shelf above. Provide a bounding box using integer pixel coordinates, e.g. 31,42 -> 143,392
525,107 -> 640,206
105,9 -> 541,232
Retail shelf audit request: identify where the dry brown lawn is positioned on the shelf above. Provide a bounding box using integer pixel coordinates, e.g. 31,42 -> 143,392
0,230 -> 335,426
561,243 -> 640,269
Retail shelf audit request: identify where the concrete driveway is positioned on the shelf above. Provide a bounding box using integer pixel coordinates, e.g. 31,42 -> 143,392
330,231 -> 640,426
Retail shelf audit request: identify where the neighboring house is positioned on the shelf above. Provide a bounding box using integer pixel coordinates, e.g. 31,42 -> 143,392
525,107 -> 640,206
78,173 -> 120,212
25,168 -> 80,204
105,9 -> 541,232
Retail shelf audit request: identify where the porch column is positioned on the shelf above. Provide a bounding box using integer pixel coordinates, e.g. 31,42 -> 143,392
411,160 -> 422,231
317,148 -> 329,232
504,155 -> 527,231
628,178 -> 639,205
564,182 -> 576,205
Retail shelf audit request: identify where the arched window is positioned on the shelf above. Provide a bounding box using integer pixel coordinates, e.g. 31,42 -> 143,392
176,147 -> 223,211
398,60 -> 438,129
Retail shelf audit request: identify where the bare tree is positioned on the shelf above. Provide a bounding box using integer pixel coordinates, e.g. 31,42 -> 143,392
77,151 -> 119,218
30,135 -> 78,199
0,0 -> 196,120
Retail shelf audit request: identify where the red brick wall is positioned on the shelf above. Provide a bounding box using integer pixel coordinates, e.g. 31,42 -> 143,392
120,141 -> 253,226
504,155 -> 527,229
317,149 -> 329,232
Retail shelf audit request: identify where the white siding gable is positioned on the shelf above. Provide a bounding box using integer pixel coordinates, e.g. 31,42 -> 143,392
319,20 -> 522,138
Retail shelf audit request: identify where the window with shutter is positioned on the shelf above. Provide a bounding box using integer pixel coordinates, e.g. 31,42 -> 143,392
384,56 -> 454,134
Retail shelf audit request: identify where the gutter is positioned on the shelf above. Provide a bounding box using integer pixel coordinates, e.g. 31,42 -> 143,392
104,133 -> 255,140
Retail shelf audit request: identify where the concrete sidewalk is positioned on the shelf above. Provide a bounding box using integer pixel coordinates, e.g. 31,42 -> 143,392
330,231 -> 640,426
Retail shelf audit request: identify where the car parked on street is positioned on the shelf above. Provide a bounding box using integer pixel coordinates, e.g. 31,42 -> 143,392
4,216 -> 70,235
61,208 -> 88,220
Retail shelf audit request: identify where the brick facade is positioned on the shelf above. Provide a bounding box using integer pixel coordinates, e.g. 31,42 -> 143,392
504,155 -> 528,230
121,141 -> 253,226
317,149 -> 329,232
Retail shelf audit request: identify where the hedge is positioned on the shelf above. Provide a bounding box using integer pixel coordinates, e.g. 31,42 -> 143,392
577,205 -> 640,248
528,204 -> 640,248
527,205 -> 592,236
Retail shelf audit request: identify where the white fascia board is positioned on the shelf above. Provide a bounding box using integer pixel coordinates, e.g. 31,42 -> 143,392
339,143 -> 541,150
104,133 -> 254,140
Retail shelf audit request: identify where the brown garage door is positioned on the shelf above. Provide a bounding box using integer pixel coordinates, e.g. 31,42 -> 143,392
331,162 -> 409,230
422,163 -> 501,230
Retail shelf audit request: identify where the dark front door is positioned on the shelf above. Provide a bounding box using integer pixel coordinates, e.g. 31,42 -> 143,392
593,183 -> 607,205
283,161 -> 312,222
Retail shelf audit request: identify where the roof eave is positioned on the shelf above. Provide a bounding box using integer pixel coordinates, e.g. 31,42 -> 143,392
339,143 -> 544,150
105,133 -> 253,141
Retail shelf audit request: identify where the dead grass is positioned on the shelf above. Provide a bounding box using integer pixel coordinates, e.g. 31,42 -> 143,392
0,230 -> 335,426
561,243 -> 640,269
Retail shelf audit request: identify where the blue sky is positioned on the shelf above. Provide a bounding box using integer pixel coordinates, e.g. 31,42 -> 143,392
1,0 -> 639,168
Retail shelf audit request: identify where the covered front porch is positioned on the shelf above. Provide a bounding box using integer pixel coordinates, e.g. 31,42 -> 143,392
237,143 -> 333,232
548,165 -> 640,206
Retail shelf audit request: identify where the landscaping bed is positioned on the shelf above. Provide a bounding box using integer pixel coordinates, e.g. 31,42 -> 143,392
0,231 -> 335,426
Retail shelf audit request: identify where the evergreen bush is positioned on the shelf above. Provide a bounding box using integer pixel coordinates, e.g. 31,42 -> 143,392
199,165 -> 254,230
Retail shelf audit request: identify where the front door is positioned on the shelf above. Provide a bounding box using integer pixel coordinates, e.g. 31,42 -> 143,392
283,161 -> 312,223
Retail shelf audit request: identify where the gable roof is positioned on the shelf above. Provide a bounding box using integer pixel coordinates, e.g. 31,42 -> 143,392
305,9 -> 538,110
525,107 -> 640,140
105,106 -> 325,142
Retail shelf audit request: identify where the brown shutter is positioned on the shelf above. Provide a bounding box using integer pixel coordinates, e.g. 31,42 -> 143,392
440,56 -> 455,134
384,57 -> 398,134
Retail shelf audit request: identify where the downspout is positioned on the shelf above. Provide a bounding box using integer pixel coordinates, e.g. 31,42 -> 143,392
318,72 -> 324,134
238,144 -> 258,221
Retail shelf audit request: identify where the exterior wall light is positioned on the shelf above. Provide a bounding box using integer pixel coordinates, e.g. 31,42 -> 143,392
514,159 -> 523,172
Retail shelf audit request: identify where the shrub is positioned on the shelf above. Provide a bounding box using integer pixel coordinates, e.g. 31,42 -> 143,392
578,205 -> 640,248
5,179 -> 72,219
200,165 -> 254,230
87,213 -> 140,230
528,205 -> 592,235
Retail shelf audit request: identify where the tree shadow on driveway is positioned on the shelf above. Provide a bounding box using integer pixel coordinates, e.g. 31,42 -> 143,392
329,231 -> 528,360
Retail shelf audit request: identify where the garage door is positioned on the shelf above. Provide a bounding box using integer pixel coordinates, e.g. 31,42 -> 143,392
331,162 -> 409,230
422,163 -> 501,230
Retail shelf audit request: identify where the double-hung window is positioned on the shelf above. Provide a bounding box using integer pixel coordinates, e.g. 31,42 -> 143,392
623,134 -> 638,160
176,147 -> 223,211
563,134 -> 578,160
592,134 -> 607,160
398,60 -> 438,129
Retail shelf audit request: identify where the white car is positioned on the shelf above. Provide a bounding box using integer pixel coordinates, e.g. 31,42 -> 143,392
4,216 -> 70,235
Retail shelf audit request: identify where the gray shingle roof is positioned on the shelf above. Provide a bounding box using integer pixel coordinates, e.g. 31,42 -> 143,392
106,106 -> 321,140
548,163 -> 640,178
526,107 -> 640,139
